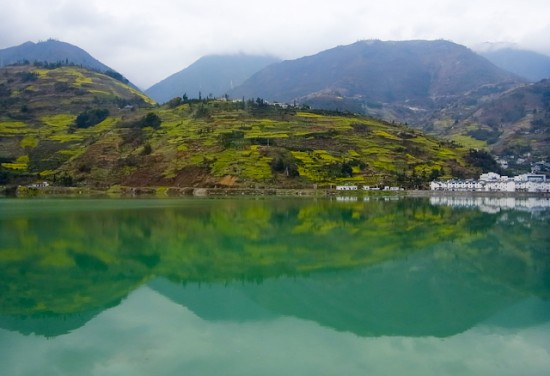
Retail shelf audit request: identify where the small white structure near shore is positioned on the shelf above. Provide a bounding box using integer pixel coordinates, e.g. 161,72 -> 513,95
27,181 -> 50,189
336,185 -> 401,191
336,185 -> 358,191
431,173 -> 549,193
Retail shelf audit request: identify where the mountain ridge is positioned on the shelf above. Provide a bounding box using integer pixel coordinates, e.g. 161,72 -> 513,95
145,54 -> 280,103
224,39 -> 549,167
479,47 -> 550,82
0,39 -> 111,71
456,79 -> 550,162
0,41 -> 546,187
230,39 -> 522,105
0,39 -> 140,90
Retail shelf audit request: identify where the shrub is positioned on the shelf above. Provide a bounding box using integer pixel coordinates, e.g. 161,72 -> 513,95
17,71 -> 38,83
142,112 -> 162,129
75,108 -> 110,128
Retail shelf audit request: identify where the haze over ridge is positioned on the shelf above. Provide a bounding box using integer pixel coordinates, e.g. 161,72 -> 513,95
1,0 -> 548,88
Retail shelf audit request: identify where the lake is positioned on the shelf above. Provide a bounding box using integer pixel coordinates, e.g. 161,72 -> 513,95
0,196 -> 549,375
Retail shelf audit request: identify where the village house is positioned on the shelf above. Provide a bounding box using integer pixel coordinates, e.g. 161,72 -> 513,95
430,173 -> 550,193
27,181 -> 50,189
336,185 -> 401,191
336,185 -> 358,191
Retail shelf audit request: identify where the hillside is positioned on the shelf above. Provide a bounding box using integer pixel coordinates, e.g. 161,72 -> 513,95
0,39 -> 112,71
223,38 -> 546,168
0,65 -> 484,190
230,40 -> 522,117
0,64 -> 154,185
145,54 -> 280,104
446,79 -> 550,163
480,48 -> 550,82
0,39 -> 138,89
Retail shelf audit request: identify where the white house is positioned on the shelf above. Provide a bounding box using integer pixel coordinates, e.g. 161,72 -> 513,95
480,172 -> 501,181
28,181 -> 50,189
431,172 -> 549,193
336,185 -> 358,191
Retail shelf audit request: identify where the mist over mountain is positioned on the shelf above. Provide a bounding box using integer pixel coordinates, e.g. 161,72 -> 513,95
479,48 -> 550,82
145,54 -> 280,104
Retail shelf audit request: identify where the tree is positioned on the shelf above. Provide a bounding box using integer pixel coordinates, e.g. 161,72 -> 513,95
193,104 -> 210,119
17,71 -> 38,82
465,149 -> 501,173
58,174 -> 74,187
141,143 -> 153,155
268,148 -> 299,177
142,112 -> 162,129
341,161 -> 353,177
75,109 -> 110,128
167,97 -> 183,108
429,168 -> 443,181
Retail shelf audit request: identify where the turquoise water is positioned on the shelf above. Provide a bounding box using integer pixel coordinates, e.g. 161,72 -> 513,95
0,197 -> 549,375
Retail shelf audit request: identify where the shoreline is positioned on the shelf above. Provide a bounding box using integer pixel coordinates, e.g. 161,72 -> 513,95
1,185 -> 549,199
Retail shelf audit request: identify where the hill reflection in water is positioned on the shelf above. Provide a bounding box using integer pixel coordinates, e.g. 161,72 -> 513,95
0,197 -> 548,338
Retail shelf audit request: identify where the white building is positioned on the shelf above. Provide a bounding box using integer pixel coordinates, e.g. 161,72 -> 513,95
431,173 -> 549,193
336,185 -> 358,191
27,181 -> 50,189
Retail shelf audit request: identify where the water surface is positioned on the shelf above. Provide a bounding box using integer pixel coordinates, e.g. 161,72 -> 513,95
1,197 -> 549,375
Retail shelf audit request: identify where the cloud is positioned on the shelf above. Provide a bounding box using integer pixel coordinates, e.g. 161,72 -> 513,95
521,24 -> 550,56
0,0 -> 549,88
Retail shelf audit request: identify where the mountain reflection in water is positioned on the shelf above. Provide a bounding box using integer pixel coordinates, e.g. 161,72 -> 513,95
0,197 -> 549,338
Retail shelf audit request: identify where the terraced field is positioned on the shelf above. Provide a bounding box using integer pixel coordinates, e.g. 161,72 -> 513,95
1,65 -> 480,189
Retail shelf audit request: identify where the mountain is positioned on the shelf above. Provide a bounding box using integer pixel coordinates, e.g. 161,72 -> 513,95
0,65 -> 484,189
145,54 -> 280,104
0,39 -> 139,90
452,79 -> 550,162
479,48 -> 550,82
230,40 -> 522,115
226,39 -> 546,167
0,39 -> 112,71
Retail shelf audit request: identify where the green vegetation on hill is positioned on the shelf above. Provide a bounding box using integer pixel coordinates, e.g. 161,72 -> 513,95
0,65 -> 483,189
225,39 -> 548,166
0,65 -> 154,185
428,79 -> 550,171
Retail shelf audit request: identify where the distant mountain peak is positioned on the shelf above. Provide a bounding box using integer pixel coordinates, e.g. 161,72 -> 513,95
477,46 -> 550,82
145,54 -> 280,103
0,39 -> 109,70
230,39 -> 521,106
0,39 -> 141,90
474,41 -> 519,52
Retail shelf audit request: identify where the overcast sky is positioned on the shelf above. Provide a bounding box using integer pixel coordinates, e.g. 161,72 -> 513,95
1,0 -> 549,89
